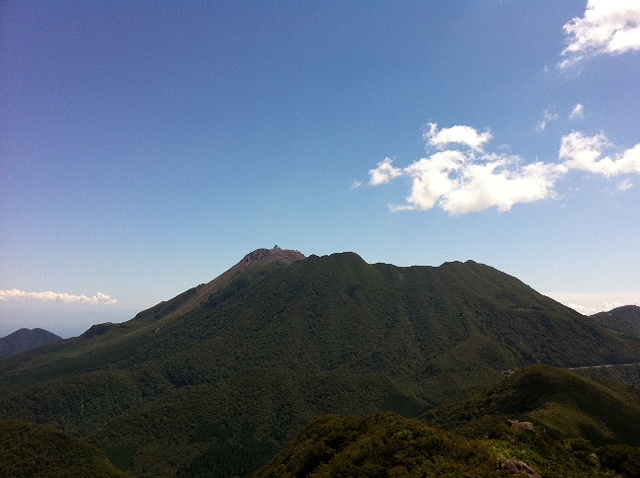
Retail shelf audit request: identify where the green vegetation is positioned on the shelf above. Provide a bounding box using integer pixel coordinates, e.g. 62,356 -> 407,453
593,305 -> 640,340
426,365 -> 640,446
0,419 -> 129,478
0,251 -> 638,476
254,412 -> 633,477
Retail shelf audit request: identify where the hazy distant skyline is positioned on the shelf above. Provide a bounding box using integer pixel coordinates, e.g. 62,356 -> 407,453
1,1 -> 639,337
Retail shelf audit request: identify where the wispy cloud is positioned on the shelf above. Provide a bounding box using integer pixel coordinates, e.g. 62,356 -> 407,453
568,103 -> 585,120
368,122 -> 640,215
618,178 -> 634,191
537,108 -> 559,131
0,289 -> 118,305
560,0 -> 640,68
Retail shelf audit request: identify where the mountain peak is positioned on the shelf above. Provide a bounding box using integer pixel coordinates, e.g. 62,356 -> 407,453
235,246 -> 306,273
133,247 -> 306,322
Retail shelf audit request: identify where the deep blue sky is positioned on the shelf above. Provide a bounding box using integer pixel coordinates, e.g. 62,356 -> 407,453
2,1 -> 639,337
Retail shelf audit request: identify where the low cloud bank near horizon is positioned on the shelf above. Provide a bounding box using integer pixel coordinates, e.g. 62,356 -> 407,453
545,290 -> 640,316
560,0 -> 640,68
0,305 -> 137,339
366,123 -> 640,215
0,289 -> 118,305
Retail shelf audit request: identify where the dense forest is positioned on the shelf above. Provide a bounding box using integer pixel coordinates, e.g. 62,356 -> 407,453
0,250 -> 638,477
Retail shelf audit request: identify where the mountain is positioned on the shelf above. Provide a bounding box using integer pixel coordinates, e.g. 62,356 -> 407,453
0,327 -> 62,359
593,305 -> 640,339
255,366 -> 640,478
0,419 -> 129,478
0,248 -> 638,477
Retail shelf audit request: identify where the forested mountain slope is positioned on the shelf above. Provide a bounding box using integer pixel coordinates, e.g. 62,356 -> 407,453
0,249 -> 638,477
0,419 -> 129,478
593,305 -> 640,339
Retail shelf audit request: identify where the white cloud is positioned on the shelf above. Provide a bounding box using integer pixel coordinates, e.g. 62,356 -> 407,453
370,125 -> 563,215
368,122 -> 640,215
545,290 -> 640,315
424,123 -> 492,152
568,103 -> 585,120
369,157 -> 403,186
442,159 -> 560,215
560,0 -> 640,68
537,108 -> 559,131
400,151 -> 467,211
559,131 -> 640,177
0,289 -> 118,305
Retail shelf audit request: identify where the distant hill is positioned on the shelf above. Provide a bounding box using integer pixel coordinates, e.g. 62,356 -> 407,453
0,327 -> 62,359
0,248 -> 638,477
570,304 -> 640,389
593,305 -> 640,339
0,419 -> 129,478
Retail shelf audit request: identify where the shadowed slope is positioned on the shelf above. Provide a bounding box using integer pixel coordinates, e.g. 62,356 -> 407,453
0,328 -> 62,359
0,419 -> 129,478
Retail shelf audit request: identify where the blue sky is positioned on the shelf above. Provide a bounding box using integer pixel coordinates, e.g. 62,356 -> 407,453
1,1 -> 639,337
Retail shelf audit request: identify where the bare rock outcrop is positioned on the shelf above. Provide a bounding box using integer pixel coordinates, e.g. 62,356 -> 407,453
508,420 -> 536,433
500,458 -> 542,478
